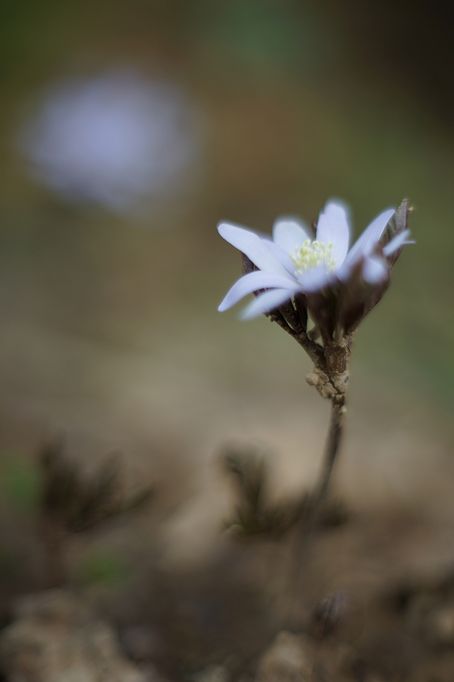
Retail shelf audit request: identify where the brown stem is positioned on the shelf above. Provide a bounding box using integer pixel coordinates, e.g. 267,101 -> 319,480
309,340 -> 350,511
267,311 -> 349,519
283,395 -> 347,627
310,399 -> 346,516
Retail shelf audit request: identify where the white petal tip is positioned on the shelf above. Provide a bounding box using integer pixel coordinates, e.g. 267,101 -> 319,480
382,229 -> 414,257
316,199 -> 351,266
239,288 -> 293,320
324,197 -> 350,213
272,217 -> 310,253
239,304 -> 263,321
217,222 -> 231,237
363,257 -> 388,285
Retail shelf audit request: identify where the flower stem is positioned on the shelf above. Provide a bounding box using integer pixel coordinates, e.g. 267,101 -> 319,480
283,395 -> 347,627
310,398 -> 346,516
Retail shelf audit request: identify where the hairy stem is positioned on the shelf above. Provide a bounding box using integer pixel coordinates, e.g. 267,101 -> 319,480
267,309 -> 348,510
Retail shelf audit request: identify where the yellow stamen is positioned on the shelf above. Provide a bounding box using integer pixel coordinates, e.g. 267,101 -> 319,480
291,240 -> 336,272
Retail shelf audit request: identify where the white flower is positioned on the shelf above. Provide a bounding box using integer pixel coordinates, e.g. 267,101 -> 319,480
218,200 -> 412,321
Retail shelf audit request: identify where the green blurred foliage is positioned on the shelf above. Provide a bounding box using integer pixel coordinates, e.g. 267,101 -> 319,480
75,550 -> 130,587
0,456 -> 41,513
188,0 -> 328,74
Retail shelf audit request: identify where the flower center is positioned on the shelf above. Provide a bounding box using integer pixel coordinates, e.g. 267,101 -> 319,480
291,240 -> 336,272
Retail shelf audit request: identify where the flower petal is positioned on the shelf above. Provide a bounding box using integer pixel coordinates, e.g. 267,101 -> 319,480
345,207 -> 395,267
218,271 -> 297,312
296,265 -> 332,292
272,217 -> 311,254
218,222 -> 288,275
363,256 -> 388,284
316,200 -> 350,266
240,288 -> 296,320
383,229 -> 413,257
261,238 -> 296,272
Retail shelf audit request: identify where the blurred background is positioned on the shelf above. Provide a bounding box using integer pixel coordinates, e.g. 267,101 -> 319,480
0,2 -> 453,680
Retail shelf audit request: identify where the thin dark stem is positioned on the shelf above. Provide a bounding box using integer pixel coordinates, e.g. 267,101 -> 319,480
269,309 -> 347,513
283,397 -> 346,627
310,399 -> 345,515
294,398 -> 346,551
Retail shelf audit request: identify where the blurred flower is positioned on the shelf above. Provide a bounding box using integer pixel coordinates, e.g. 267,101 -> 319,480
19,71 -> 199,212
218,199 -> 412,336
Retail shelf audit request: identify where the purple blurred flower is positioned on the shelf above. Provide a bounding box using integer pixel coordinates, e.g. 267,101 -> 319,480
20,71 -> 199,212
